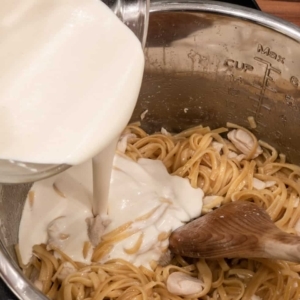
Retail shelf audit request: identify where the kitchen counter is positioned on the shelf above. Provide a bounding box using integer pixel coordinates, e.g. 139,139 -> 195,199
257,0 -> 300,26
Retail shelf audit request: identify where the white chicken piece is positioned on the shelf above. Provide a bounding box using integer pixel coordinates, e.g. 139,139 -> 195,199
57,262 -> 77,281
161,127 -> 171,136
252,178 -> 265,190
117,134 -> 136,153
158,250 -> 173,267
203,195 -> 219,204
228,129 -> 263,158
252,178 -> 276,190
86,214 -> 111,247
227,151 -> 245,162
167,272 -> 204,296
140,109 -> 148,120
47,217 -> 69,250
203,195 -> 221,208
33,280 -> 43,291
251,295 -> 262,300
211,141 -> 223,153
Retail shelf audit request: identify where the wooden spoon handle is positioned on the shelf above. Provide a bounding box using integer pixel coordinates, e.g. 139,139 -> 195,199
264,232 -> 300,262
169,201 -> 300,262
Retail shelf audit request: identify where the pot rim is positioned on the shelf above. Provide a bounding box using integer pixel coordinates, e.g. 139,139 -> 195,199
150,0 -> 300,42
1,1 -> 300,299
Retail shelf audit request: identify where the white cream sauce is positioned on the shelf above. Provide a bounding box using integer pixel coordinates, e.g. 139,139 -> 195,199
0,0 -> 144,165
19,161 -> 93,265
19,155 -> 203,268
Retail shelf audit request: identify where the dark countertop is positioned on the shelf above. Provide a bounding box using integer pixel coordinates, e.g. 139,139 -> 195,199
257,0 -> 300,26
0,278 -> 16,299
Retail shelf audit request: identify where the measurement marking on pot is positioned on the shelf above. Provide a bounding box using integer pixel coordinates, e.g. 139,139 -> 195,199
224,59 -> 254,72
247,97 -> 270,128
257,44 -> 285,64
248,57 -> 281,123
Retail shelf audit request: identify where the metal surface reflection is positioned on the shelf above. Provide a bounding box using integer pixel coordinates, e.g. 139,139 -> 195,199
0,241 -> 47,300
132,0 -> 300,165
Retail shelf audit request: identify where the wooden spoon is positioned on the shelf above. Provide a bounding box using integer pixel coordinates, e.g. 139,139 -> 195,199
169,201 -> 300,262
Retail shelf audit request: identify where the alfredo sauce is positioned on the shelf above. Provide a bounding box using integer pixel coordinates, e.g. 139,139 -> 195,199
19,154 -> 203,269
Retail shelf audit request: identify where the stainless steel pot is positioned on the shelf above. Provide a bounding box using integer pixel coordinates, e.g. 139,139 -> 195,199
1,1 -> 300,299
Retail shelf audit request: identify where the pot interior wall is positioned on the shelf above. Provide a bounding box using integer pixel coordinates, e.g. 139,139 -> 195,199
1,6 -> 300,295
0,184 -> 31,259
131,11 -> 300,165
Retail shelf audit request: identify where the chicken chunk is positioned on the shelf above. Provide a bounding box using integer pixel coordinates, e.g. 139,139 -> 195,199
167,272 -> 204,296
228,129 -> 262,158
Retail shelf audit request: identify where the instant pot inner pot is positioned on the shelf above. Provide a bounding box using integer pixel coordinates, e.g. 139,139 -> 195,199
1,7 -> 300,297
132,10 -> 300,163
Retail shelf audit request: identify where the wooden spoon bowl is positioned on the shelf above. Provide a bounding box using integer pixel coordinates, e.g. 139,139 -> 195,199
169,201 -> 300,262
